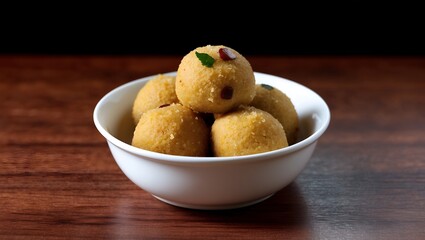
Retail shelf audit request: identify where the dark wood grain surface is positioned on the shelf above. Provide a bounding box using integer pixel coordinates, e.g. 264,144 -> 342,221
1,55 -> 424,239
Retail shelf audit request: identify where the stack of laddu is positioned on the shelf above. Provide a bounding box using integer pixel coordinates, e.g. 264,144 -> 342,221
131,45 -> 298,157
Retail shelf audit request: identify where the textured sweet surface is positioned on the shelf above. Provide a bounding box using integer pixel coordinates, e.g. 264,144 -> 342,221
132,104 -> 209,156
176,45 -> 255,113
211,106 -> 288,156
132,74 -> 178,125
251,84 -> 299,144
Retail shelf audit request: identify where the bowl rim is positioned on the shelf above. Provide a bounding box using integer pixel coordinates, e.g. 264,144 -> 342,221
93,71 -> 331,164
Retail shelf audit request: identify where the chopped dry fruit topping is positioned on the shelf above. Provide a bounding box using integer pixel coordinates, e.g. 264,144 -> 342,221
260,84 -> 274,90
218,48 -> 236,61
159,104 -> 171,108
220,86 -> 234,99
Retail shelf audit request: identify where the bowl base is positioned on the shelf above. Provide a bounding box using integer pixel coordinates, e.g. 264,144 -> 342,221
152,193 -> 274,210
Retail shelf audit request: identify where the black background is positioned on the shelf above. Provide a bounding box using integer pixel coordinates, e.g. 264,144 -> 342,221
1,7 -> 423,56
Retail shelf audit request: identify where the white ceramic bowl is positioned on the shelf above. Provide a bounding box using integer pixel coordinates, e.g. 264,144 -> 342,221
93,72 -> 330,210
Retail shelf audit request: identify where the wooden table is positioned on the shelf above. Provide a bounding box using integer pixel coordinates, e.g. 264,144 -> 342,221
1,55 -> 424,239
